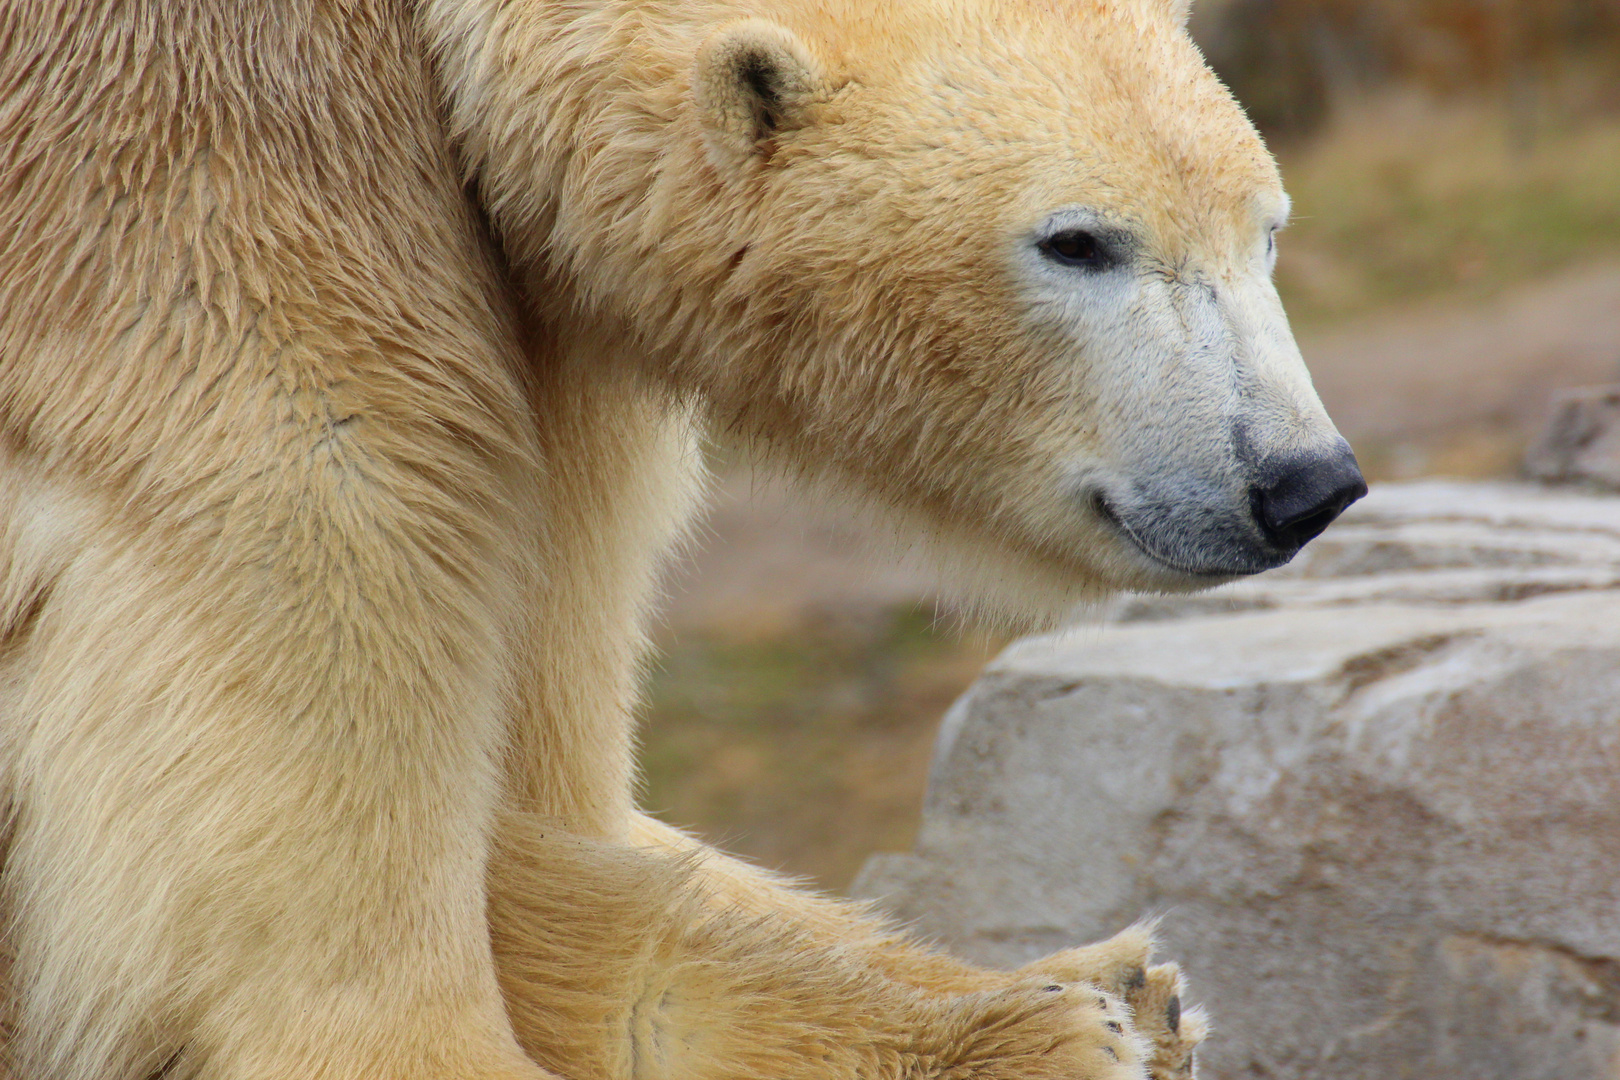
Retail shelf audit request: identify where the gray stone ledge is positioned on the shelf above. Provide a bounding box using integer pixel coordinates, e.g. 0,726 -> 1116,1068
856,481 -> 1620,1080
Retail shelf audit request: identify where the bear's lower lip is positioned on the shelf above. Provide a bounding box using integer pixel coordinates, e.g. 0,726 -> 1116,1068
1092,493 -> 1283,581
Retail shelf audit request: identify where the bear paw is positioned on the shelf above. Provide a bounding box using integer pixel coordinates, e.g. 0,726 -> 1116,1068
912,978 -> 1150,1080
1012,923 -> 1207,1080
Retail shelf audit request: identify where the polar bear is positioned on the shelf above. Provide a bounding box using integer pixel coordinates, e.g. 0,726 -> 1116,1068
0,0 -> 1362,1078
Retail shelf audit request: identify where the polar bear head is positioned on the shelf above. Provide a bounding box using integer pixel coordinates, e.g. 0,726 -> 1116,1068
478,0 -> 1366,625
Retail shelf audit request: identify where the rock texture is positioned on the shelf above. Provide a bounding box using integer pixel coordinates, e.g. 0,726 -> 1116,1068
854,481 -> 1620,1080
1525,385 -> 1620,491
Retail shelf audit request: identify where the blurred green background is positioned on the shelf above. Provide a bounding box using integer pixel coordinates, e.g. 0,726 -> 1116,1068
641,1 -> 1620,892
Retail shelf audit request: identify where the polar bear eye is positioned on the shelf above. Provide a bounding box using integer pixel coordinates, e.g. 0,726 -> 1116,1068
1039,230 -> 1110,271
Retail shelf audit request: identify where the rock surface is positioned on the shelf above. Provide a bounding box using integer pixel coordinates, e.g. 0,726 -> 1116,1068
1525,385 -> 1620,491
854,481 -> 1620,1080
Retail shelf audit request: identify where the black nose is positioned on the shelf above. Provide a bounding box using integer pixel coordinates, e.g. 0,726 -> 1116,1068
1251,443 -> 1368,551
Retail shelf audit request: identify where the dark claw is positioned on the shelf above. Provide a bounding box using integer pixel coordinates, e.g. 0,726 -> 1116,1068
1103,1046 -> 1118,1061
1106,1021 -> 1122,1033
1166,994 -> 1181,1034
1043,984 -> 1064,993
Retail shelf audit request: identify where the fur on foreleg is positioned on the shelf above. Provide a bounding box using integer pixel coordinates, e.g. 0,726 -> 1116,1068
490,813 -> 1151,1080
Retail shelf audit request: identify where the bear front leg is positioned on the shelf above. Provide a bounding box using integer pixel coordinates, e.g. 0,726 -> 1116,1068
625,815 -> 999,994
623,814 -> 1206,1079
1,530 -> 553,1080
491,813 -> 1187,1080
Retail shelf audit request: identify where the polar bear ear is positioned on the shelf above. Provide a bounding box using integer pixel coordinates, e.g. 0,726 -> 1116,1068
694,19 -> 827,157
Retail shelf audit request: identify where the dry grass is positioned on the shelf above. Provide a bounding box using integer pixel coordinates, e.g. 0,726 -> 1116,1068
1276,94 -> 1620,326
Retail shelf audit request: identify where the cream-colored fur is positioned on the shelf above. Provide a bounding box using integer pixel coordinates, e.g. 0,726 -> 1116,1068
0,0 -> 1342,1076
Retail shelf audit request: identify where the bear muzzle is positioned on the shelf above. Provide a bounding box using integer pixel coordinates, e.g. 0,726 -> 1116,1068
1087,437 -> 1367,584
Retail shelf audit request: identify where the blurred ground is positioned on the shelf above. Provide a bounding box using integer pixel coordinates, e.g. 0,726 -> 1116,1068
644,472 -> 993,890
640,67 -> 1620,892
1277,91 -> 1620,475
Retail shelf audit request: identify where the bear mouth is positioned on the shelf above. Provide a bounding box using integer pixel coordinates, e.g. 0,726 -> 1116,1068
1092,492 -> 1283,582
